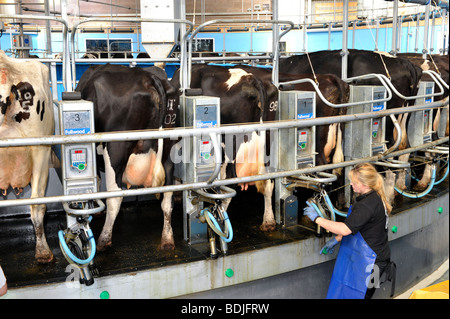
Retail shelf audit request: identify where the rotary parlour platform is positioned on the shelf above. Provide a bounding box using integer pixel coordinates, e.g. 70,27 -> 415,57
0,178 -> 448,299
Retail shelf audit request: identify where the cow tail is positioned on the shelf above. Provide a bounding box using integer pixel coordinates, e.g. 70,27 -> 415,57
253,77 -> 267,123
332,123 -> 344,176
149,74 -> 168,128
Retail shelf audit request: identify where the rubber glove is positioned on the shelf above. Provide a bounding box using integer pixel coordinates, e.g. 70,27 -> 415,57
303,201 -> 319,222
320,237 -> 339,255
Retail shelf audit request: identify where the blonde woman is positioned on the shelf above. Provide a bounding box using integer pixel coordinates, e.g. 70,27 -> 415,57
304,163 -> 395,299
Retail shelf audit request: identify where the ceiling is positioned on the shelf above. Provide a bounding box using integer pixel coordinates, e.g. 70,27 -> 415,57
1,0 -> 275,30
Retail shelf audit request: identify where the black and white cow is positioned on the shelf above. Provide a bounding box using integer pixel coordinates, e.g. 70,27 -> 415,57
0,50 -> 55,263
280,49 -> 423,150
171,64 -> 278,231
76,64 -> 179,251
280,49 -> 423,199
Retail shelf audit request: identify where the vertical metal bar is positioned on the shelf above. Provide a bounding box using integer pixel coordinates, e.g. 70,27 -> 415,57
341,0 -> 349,80
391,0 -> 398,56
44,0 -> 52,58
272,0 -> 279,87
328,23 -> 332,50
430,8 -> 436,54
375,18 -> 380,51
423,2 -> 430,58
179,0 -> 189,91
415,13 -> 420,53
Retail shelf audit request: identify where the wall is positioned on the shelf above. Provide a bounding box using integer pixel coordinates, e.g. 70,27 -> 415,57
1,21 -> 445,58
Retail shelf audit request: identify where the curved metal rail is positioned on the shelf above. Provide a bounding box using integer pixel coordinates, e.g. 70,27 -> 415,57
186,19 -> 295,90
70,17 -> 195,92
0,14 -> 69,89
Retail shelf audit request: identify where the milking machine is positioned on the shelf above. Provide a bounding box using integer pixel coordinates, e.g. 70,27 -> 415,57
397,81 -> 449,198
342,85 -> 399,206
178,92 -> 236,258
56,92 -> 104,286
275,90 -> 338,233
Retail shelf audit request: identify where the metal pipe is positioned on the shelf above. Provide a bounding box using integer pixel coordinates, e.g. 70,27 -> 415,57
423,2 -> 431,57
391,0 -> 399,56
1,136 -> 446,208
206,133 -> 221,184
341,0 -> 349,80
1,99 -> 447,148
279,73 -> 394,108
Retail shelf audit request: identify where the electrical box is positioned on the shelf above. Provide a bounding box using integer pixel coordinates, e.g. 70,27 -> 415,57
180,95 -> 221,244
59,99 -> 98,197
408,81 -> 435,147
12,34 -> 32,49
276,91 -> 316,227
278,91 -> 316,170
344,86 -> 387,159
182,96 -> 221,183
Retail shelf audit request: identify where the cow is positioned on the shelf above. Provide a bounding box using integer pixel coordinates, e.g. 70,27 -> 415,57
397,53 -> 449,137
280,49 -> 424,199
231,65 -> 351,210
0,50 -> 55,263
233,65 -> 349,167
396,53 -> 449,190
171,64 -> 278,231
75,63 -> 179,251
280,49 -> 423,150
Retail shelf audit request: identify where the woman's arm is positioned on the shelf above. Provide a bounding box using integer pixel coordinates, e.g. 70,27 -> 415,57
315,217 -> 352,237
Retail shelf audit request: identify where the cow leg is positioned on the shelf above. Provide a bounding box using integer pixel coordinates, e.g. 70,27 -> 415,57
384,170 -> 396,208
396,153 -> 410,191
258,179 -> 275,232
30,146 -> 53,263
160,191 -> 175,250
97,146 -> 123,251
97,196 -> 123,251
413,162 -> 432,192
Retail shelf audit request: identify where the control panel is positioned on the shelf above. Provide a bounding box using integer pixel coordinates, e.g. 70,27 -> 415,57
278,91 -> 316,170
58,99 -> 98,196
345,86 -> 387,159
408,81 -> 435,147
182,96 -> 221,183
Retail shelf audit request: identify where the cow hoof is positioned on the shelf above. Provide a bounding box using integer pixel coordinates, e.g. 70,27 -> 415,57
97,241 -> 112,252
260,222 -> 276,232
36,251 -> 55,264
159,242 -> 175,251
412,183 -> 427,192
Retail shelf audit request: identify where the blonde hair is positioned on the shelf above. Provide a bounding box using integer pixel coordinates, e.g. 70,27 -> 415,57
349,163 -> 392,214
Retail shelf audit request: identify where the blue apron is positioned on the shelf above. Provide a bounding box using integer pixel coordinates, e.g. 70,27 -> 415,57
326,205 -> 377,299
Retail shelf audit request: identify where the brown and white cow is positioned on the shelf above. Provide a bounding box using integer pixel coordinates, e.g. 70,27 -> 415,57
231,66 -> 350,209
0,50 -> 54,263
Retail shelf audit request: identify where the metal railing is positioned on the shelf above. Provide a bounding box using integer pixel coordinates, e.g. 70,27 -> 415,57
0,98 -> 447,209
70,17 -> 195,92
0,14 -> 69,89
